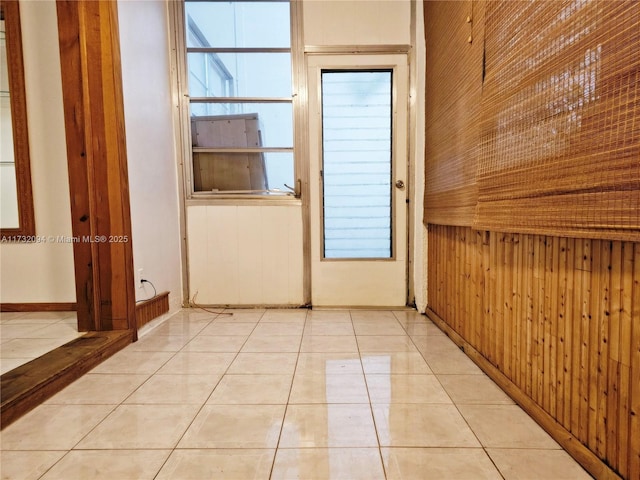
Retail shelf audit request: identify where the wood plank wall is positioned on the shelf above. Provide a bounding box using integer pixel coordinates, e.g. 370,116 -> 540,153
427,224 -> 639,480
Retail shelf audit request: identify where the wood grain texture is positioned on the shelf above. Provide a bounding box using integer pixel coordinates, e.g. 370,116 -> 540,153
56,0 -> 135,334
135,291 -> 170,329
0,330 -> 134,428
427,225 -> 638,480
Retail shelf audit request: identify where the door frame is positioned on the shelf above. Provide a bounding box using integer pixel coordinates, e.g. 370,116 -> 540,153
303,47 -> 413,307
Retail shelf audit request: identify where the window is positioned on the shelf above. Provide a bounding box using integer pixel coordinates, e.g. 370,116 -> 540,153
180,0 -> 296,197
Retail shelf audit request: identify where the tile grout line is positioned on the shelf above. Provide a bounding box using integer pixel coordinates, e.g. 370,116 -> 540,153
354,310 -> 390,480
267,308 -> 309,480
154,308 -> 267,478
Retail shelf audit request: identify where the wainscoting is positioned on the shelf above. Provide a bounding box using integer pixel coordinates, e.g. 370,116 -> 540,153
427,224 -> 638,480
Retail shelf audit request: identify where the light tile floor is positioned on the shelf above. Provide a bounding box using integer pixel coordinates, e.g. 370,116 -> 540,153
0,308 -> 593,479
0,311 -> 82,375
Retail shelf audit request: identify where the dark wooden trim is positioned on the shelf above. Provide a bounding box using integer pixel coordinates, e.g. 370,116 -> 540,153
136,291 -> 170,329
0,329 -> 134,428
0,0 -> 35,241
1,303 -> 77,312
56,0 -> 136,335
426,307 -> 623,480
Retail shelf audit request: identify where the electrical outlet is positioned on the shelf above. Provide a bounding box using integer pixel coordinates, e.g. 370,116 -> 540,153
137,268 -> 144,289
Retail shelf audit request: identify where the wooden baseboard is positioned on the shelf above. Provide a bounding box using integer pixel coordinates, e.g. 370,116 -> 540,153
1,330 -> 134,428
425,307 -> 622,480
135,291 -> 170,329
1,302 -> 77,312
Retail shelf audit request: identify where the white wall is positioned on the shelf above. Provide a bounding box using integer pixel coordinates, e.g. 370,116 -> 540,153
118,0 -> 183,313
303,0 -> 411,45
413,0 -> 427,312
183,0 -> 416,306
0,1 -> 76,304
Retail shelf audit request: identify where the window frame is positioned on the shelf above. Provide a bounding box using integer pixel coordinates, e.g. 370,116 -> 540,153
173,0 -> 302,203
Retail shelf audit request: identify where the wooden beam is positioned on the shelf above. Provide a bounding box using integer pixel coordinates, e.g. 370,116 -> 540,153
56,0 -> 135,334
1,330 -> 134,429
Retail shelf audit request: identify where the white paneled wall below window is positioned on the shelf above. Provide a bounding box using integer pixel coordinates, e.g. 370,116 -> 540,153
187,205 -> 304,306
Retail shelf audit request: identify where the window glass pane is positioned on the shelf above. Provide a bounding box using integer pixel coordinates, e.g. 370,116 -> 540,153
193,151 -> 293,193
321,71 -> 392,259
187,53 -> 291,98
185,1 -> 290,48
190,103 -> 293,148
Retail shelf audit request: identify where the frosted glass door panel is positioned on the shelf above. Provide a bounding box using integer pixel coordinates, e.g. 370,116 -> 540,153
321,71 -> 392,259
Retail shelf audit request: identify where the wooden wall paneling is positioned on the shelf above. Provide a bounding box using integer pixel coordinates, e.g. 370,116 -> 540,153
590,240 -> 604,453
607,241 -> 622,464
618,241 -> 633,477
578,239 -> 591,443
426,225 -> 639,478
562,237 -> 574,429
556,236 -> 568,426
629,242 -> 640,479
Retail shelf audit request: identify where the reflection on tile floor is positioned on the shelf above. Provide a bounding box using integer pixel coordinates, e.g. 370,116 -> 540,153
0,311 -> 81,374
0,308 -> 593,479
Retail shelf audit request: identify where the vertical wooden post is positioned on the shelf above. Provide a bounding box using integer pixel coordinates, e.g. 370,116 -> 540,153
56,0 -> 135,334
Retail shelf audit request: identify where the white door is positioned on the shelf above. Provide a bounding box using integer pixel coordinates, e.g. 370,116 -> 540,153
307,54 -> 409,307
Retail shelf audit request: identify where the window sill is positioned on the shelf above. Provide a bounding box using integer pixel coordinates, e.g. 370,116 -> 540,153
185,194 -> 302,207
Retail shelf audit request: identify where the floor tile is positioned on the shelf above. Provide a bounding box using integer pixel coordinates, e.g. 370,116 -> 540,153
44,373 -> 149,405
0,405 -> 115,450
182,335 -> 248,352
437,374 -> 515,404
0,324 -> 44,339
279,404 -> 378,448
39,449 -> 171,480
199,322 -> 257,336
89,350 -> 174,374
290,373 -> 369,404
18,323 -> 80,339
361,352 -> 432,375
241,335 -> 301,352
300,335 -> 359,353
418,338 -> 483,374
227,352 -> 298,374
352,320 -> 406,336
272,448 -> 385,480
156,449 -> 275,480
366,374 -> 451,404
295,353 -> 362,375
0,451 -> 66,480
0,338 -> 70,359
356,335 -> 417,353
401,321 -> 444,336
372,404 -> 480,447
1,357 -> 30,374
303,321 -> 355,335
124,374 -> 220,404
487,448 -> 593,479
260,310 -> 307,323
382,447 -> 502,480
305,310 -> 352,322
219,309 -> 265,322
207,374 -> 292,404
150,319 -> 210,337
156,352 -> 236,375
458,404 -> 560,448
350,311 -> 397,322
77,404 -> 200,449
252,322 -> 304,336
125,334 -> 191,352
178,404 -> 285,448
